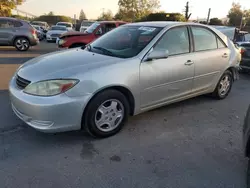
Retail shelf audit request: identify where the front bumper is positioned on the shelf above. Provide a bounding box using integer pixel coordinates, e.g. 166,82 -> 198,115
9,77 -> 90,133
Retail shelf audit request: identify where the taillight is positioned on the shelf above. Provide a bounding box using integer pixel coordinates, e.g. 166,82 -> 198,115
30,28 -> 36,35
240,47 -> 246,55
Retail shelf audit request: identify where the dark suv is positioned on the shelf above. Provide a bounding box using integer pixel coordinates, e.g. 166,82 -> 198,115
0,17 -> 39,51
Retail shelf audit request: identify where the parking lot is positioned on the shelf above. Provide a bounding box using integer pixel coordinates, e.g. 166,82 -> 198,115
0,41 -> 249,187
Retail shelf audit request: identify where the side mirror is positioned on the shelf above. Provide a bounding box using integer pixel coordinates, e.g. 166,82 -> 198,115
146,49 -> 169,61
95,28 -> 103,36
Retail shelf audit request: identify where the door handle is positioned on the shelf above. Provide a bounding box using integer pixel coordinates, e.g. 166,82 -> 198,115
184,60 -> 194,66
222,53 -> 228,58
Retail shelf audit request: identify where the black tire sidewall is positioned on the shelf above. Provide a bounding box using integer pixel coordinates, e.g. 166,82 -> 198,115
214,70 -> 233,99
84,90 -> 129,138
247,159 -> 250,188
14,38 -> 30,51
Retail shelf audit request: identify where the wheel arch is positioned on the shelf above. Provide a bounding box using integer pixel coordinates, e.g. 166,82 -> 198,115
226,66 -> 239,81
12,36 -> 30,45
81,85 -> 135,128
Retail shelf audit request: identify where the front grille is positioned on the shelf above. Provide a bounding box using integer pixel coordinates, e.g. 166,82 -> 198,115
16,75 -> 31,89
51,34 -> 61,38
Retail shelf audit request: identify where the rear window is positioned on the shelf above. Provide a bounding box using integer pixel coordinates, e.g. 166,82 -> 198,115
51,26 -> 67,31
57,23 -> 72,27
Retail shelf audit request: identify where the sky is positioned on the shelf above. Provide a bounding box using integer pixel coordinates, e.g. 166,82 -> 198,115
17,0 -> 250,20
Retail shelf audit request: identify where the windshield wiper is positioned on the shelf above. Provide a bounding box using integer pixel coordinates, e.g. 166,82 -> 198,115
93,46 -> 115,56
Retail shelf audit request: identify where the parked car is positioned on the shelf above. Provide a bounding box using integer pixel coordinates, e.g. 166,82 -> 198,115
56,22 -> 73,31
57,21 -> 127,48
46,25 -> 68,42
30,21 -> 50,31
32,25 -> 46,41
9,22 -> 240,138
234,31 -> 250,72
243,105 -> 250,187
80,20 -> 95,32
0,17 -> 39,51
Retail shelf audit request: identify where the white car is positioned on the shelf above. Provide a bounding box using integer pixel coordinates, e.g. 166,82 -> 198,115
80,21 -> 95,32
46,25 -> 68,42
56,22 -> 73,31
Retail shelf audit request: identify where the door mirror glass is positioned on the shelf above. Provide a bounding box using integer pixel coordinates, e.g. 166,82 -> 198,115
146,49 -> 169,61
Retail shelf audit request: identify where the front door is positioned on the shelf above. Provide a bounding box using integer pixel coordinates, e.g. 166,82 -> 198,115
140,26 -> 195,109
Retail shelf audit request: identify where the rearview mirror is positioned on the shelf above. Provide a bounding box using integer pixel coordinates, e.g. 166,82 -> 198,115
146,49 -> 169,61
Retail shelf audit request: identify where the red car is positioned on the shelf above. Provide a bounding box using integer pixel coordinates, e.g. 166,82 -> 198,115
58,21 -> 127,48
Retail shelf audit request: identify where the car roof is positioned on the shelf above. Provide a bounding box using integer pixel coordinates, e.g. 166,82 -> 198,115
125,21 -> 209,28
97,21 -> 127,24
52,25 -> 67,27
57,22 -> 72,24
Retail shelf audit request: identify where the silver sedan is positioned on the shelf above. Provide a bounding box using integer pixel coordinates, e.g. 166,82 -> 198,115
9,22 -> 240,138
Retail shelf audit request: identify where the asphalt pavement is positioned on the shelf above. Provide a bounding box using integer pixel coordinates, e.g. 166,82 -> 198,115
0,42 -> 249,188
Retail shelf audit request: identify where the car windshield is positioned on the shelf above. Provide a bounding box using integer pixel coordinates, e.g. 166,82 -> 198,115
51,26 -> 67,31
81,21 -> 94,27
57,23 -> 72,27
88,25 -> 162,58
85,22 -> 100,33
31,22 -> 46,27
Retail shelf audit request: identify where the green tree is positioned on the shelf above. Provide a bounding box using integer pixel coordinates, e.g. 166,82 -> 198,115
47,11 -> 54,16
209,18 -> 223,25
115,0 -> 160,22
97,10 -> 113,21
138,12 -> 186,22
79,9 -> 87,20
228,3 -> 243,26
33,15 -> 72,25
0,0 -> 25,17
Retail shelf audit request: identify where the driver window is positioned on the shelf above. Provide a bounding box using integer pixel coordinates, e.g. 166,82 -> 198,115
154,26 -> 190,56
104,23 -> 116,33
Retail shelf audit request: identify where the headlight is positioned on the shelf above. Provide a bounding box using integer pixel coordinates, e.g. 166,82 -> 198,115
24,79 -> 79,96
58,39 -> 65,45
46,34 -> 51,38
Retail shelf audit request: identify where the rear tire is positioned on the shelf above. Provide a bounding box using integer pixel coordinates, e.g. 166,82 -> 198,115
14,37 -> 30,51
83,90 -> 129,138
212,70 -> 233,99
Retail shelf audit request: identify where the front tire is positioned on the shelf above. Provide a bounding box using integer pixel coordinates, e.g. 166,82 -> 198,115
83,90 -> 129,138
14,37 -> 30,51
212,70 -> 233,99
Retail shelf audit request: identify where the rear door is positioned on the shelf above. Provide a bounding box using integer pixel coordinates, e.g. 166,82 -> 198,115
190,26 -> 230,93
0,19 -> 15,45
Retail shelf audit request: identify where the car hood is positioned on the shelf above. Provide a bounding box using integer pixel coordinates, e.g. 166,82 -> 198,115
47,30 -> 67,35
17,49 -> 122,81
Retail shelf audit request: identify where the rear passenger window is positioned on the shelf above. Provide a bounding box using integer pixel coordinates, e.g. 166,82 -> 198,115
217,38 -> 226,48
14,21 -> 23,27
0,20 -> 14,28
192,27 -> 217,51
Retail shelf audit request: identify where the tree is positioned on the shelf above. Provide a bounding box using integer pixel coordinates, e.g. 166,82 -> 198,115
33,15 -> 72,25
97,10 -> 113,21
138,12 -> 186,22
209,18 -> 223,25
0,0 -> 25,17
79,9 -> 86,20
47,11 -> 54,16
115,0 -> 160,22
228,3 -> 243,26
